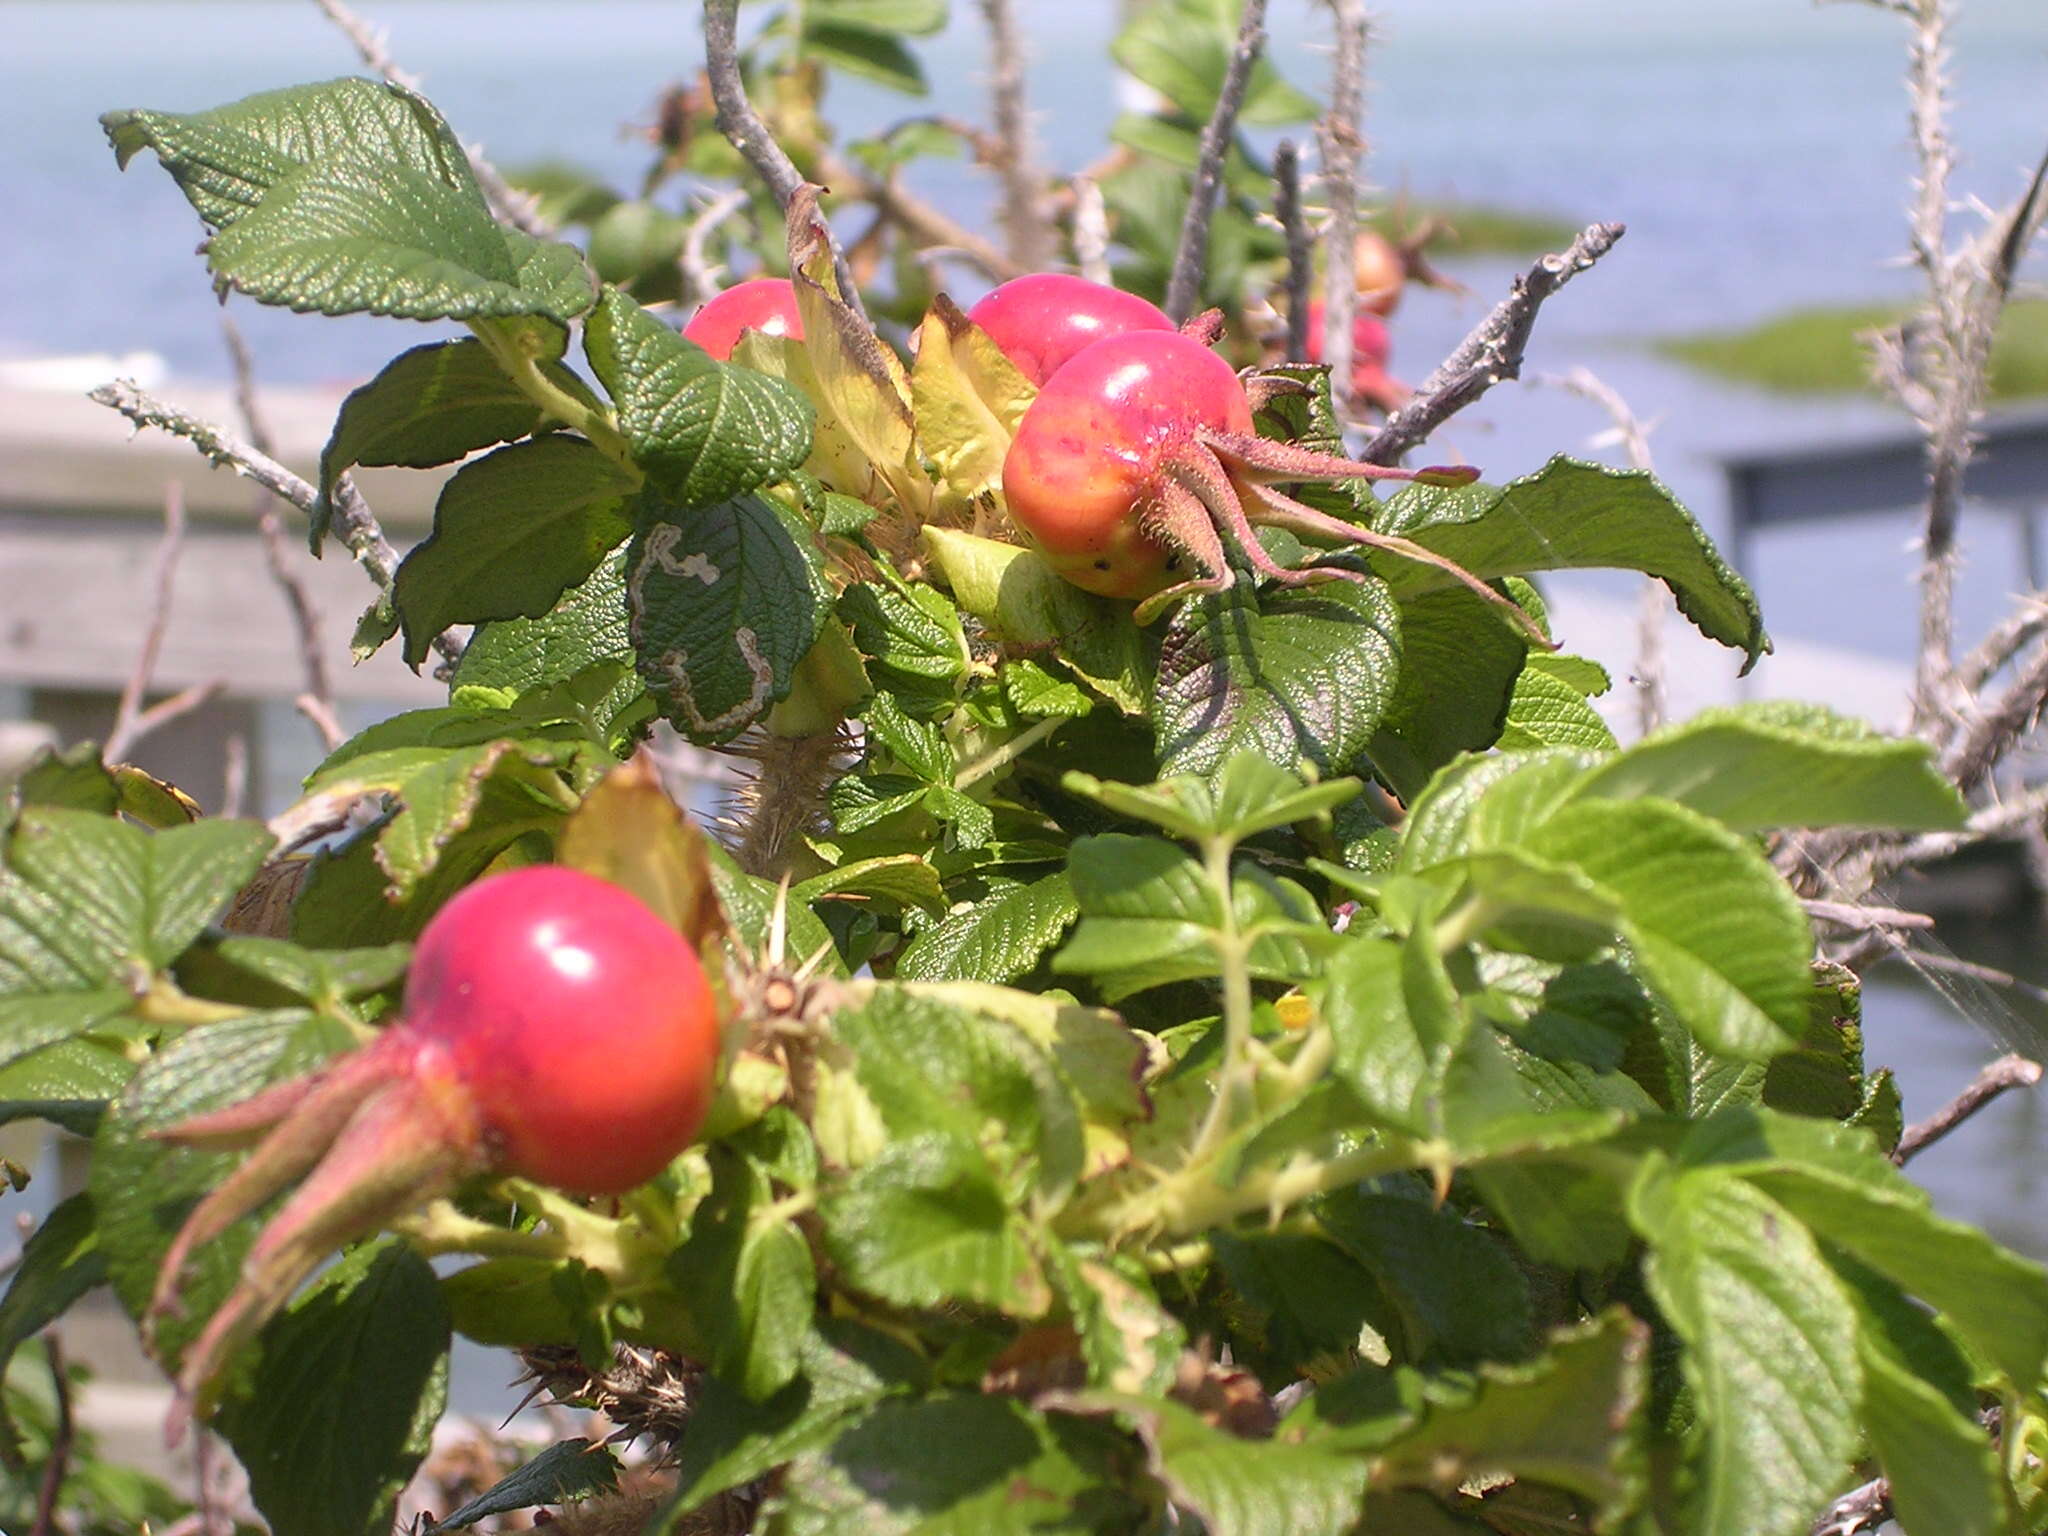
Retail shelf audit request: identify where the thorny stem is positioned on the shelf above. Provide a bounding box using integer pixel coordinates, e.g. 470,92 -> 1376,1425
1163,0 -> 1268,322
977,0 -> 1051,270
1317,0 -> 1370,411
1274,140 -> 1313,362
1093,1137 -> 1421,1243
703,0 -> 869,321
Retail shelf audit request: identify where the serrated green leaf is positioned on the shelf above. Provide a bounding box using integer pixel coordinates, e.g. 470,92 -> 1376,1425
1152,575 -> 1400,778
1003,658 -> 1094,720
1830,1252 -> 2006,1536
1112,0 -> 1321,126
313,337 -> 566,554
895,872 -> 1078,984
1366,585 -> 1529,798
1210,1229 -> 1387,1381
1075,1391 -> 1365,1534
1317,1188 -> 1534,1368
1395,750 -> 1601,874
921,527 -> 1148,715
585,287 -> 811,505
214,1240 -> 449,1536
0,1195 -> 106,1459
203,154 -> 594,321
1377,456 -> 1768,666
394,436 -> 636,666
821,1135 -> 1052,1316
771,1395 -> 1146,1535
0,1038 -> 132,1135
793,854 -> 947,916
1371,1310 -> 1648,1524
103,77 -> 474,231
1499,661 -> 1619,752
0,811 -> 272,1069
1628,1166 -> 1860,1536
840,579 -> 969,705
212,937 -> 411,1009
1572,701 -> 1966,831
832,987 -> 1084,1201
427,1439 -> 620,1533
1523,799 -> 1814,1058
452,545 -> 636,696
1063,755 -> 1361,844
671,1145 -> 817,1401
9,742 -> 119,816
91,1010 -> 354,1366
628,490 -> 832,742
1679,1108 -> 2048,1391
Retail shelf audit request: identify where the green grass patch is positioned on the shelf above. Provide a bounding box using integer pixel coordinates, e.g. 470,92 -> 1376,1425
1660,299 -> 2048,400
1376,201 -> 1581,256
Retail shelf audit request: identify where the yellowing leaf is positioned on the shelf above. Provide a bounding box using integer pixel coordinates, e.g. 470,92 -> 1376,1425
555,753 -> 725,954
783,187 -> 928,519
910,295 -> 1037,506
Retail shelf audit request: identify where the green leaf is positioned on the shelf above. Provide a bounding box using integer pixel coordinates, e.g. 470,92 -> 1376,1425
584,287 -> 812,506
91,1011 -> 355,1367
1366,586 -> 1528,798
305,737 -> 587,898
9,741 -> 119,815
1523,798 -> 1814,1059
811,0 -> 947,35
1004,658 -> 1094,720
452,545 -> 635,696
1628,1165 -> 1860,1536
202,152 -> 594,321
1210,1229 -> 1388,1381
921,527 -> 1147,714
1498,658 -> 1619,752
0,1195 -> 106,1459
212,937 -> 411,1010
1679,1109 -> 2048,1391
839,579 -> 969,708
0,1038 -> 133,1135
894,871 -> 1078,984
1831,1253 -> 2006,1536
831,987 -> 1084,1201
821,1135 -> 1052,1317
770,1395 -> 1148,1534
426,1439 -> 620,1533
1370,1310 -> 1649,1525
103,77 -> 475,231
0,811 -> 273,1069
1062,755 -> 1361,844
214,1240 -> 449,1536
801,19 -> 928,94
627,490 -> 832,741
1078,1392 -> 1366,1534
313,336 -> 573,554
394,437 -> 636,667
1572,701 -> 1966,831
670,1145 -> 817,1401
1316,1188 -> 1534,1367
1151,575 -> 1401,778
1377,457 -> 1768,666
1113,0 -> 1321,126
665,1322 -> 925,1517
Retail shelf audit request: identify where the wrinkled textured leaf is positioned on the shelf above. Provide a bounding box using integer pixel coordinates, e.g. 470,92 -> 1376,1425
586,287 -> 812,506
627,490 -> 831,742
1378,457 -> 1768,667
395,436 -> 636,666
1152,576 -> 1399,778
426,1439 -> 619,1533
215,1241 -> 449,1536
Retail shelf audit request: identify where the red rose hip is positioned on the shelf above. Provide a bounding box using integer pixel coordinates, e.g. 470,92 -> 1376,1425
966,272 -> 1175,387
407,865 -> 720,1194
682,277 -> 804,359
